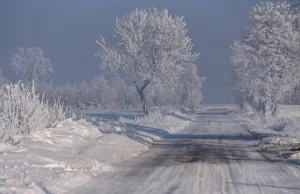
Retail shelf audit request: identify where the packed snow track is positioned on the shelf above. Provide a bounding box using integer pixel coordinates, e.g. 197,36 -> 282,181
72,107 -> 300,194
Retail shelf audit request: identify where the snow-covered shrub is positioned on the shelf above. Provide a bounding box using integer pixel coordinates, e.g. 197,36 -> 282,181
266,117 -> 292,132
36,76 -> 140,111
120,107 -> 166,126
141,110 -> 166,125
36,72 -> 203,112
249,110 -> 292,132
283,119 -> 300,138
65,107 -> 84,120
249,112 -> 266,125
236,102 -> 256,115
0,82 -> 66,142
156,105 -> 178,115
48,99 -> 67,127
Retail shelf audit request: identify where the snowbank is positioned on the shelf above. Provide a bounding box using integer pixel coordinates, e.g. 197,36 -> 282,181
30,118 -> 102,147
0,108 -> 195,193
0,118 -> 146,193
238,105 -> 300,166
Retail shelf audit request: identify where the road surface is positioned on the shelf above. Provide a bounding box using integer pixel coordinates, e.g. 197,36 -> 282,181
72,107 -> 300,194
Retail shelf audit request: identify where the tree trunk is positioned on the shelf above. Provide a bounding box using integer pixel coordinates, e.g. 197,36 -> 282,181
258,100 -> 266,117
132,78 -> 152,116
137,89 -> 148,115
270,98 -> 278,117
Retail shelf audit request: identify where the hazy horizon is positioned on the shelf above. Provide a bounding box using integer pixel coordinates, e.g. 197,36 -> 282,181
0,0 -> 263,103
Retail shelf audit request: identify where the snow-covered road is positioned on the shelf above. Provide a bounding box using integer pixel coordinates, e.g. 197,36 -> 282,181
72,107 -> 300,194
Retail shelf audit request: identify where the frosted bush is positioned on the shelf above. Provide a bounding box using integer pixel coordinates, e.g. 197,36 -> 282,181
283,119 -> 300,139
250,111 -> 267,125
242,103 -> 256,115
153,105 -> 178,115
65,108 -> 83,120
48,99 -> 67,127
120,107 -> 166,126
0,82 -> 66,142
266,117 -> 292,132
249,110 -> 292,132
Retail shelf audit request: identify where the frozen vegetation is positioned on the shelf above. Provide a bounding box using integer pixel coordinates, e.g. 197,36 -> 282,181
2,1 -> 300,193
0,107 -> 196,193
227,1 -> 300,166
0,82 -> 65,142
0,7 -> 205,193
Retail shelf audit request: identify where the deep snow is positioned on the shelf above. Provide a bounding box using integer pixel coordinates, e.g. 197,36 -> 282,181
69,105 -> 300,194
237,105 -> 300,166
0,109 -> 194,193
1,105 -> 300,193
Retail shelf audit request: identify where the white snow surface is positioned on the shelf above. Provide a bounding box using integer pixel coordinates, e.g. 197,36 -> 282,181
0,109 -> 194,193
0,118 -> 142,193
238,105 -> 300,166
69,105 -> 300,194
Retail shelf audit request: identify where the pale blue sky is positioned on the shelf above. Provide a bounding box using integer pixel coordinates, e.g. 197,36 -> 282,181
0,0 -> 263,103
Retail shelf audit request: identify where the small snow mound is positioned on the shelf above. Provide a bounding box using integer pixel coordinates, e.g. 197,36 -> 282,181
68,158 -> 114,173
44,173 -> 92,194
43,162 -> 66,169
40,158 -> 113,174
0,180 -> 46,194
263,136 -> 300,146
291,152 -> 300,159
30,119 -> 102,148
24,182 -> 47,194
0,142 -> 10,151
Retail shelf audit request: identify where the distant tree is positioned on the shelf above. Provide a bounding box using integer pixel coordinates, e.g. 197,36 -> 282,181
36,75 -> 140,110
179,65 -> 205,110
229,2 -> 300,117
97,8 -> 199,114
10,47 -> 53,85
90,76 -> 109,108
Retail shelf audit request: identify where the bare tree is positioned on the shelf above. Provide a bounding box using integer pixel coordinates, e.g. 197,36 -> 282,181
97,8 -> 199,114
10,47 -> 53,85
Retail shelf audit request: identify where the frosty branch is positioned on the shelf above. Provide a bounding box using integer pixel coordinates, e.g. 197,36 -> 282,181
96,8 -> 199,114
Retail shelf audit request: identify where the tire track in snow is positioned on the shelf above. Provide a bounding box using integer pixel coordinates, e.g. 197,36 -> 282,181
71,108 -> 300,194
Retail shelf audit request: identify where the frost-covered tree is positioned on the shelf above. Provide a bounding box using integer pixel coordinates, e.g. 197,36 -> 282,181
178,65 -> 204,110
10,47 -> 53,85
230,2 -> 300,117
146,64 -> 204,111
36,76 -> 140,110
97,8 -> 199,114
90,76 -> 109,108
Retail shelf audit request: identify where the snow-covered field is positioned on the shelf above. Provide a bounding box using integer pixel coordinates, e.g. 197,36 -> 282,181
238,105 -> 300,166
2,105 -> 300,193
0,109 -> 194,193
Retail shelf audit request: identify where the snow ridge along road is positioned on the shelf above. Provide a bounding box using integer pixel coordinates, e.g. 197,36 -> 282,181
72,107 -> 300,194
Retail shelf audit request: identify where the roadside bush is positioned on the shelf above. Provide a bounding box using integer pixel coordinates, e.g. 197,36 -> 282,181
119,107 -> 166,126
0,82 -> 66,142
239,103 -> 256,115
266,117 -> 292,132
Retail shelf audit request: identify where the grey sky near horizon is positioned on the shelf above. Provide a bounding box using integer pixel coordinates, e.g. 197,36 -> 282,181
0,0 -> 263,104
